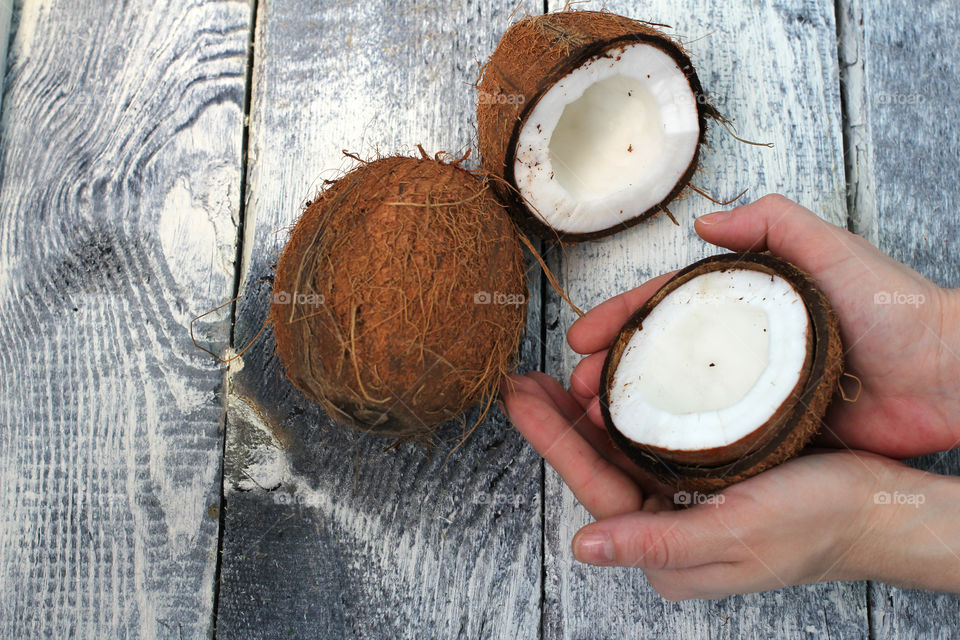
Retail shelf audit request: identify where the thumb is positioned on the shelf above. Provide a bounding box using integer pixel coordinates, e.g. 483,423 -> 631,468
571,502 -> 735,570
693,193 -> 874,276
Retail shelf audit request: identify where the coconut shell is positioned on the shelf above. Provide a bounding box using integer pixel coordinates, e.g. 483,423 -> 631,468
270,155 -> 527,437
476,10 -> 718,242
599,253 -> 843,492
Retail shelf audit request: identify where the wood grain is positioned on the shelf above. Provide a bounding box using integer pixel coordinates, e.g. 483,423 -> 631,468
541,1 -> 866,638
842,0 -> 960,636
214,1 -> 544,638
0,0 -> 250,637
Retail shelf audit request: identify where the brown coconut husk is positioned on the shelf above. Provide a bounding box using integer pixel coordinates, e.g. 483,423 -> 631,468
476,10 -> 721,242
270,152 -> 527,438
599,253 -> 843,492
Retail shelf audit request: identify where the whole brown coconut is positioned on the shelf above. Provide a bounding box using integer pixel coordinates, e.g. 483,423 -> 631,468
477,11 -> 720,242
599,253 -> 843,492
270,154 -> 527,437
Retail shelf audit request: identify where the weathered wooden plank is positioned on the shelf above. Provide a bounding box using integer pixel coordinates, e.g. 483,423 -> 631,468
214,1 -> 544,638
0,0 -> 11,111
838,0 -> 960,636
541,1 -> 866,638
0,0 -> 250,638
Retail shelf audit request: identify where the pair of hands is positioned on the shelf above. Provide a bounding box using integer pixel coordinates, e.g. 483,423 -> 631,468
500,194 -> 960,600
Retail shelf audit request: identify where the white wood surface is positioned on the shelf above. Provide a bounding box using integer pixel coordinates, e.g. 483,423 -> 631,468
0,0 -> 250,637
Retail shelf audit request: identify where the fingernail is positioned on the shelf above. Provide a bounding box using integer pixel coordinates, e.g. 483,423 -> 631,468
575,532 -> 614,563
697,210 -> 732,225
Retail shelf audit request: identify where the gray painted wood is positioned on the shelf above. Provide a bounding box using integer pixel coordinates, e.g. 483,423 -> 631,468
542,1 -> 866,638
214,1 -> 544,638
0,0 -> 11,113
841,0 -> 960,636
0,0 -> 250,638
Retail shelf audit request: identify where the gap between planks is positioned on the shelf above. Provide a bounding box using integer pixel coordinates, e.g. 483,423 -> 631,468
212,0 -> 261,637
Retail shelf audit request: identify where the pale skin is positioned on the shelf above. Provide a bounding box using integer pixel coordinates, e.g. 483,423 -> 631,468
500,194 -> 960,600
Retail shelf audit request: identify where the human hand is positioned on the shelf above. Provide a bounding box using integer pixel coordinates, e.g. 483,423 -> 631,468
500,193 -> 960,599
567,194 -> 960,459
500,370 -> 960,600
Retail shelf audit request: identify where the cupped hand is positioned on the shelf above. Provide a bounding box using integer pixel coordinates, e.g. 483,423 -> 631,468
499,370 -> 955,600
499,194 -> 960,600
567,194 -> 960,459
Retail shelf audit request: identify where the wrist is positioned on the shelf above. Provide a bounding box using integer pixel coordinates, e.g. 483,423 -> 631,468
858,468 -> 960,591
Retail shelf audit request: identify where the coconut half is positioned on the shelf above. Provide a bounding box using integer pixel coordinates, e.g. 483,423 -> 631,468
599,253 -> 843,492
477,11 -> 719,241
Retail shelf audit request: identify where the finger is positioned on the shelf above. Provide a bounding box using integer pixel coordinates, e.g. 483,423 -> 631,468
511,373 -> 665,495
569,385 -> 594,414
693,193 -> 871,275
571,505 -> 739,570
524,371 -> 585,422
506,372 -> 598,436
643,563 -> 748,601
567,271 -> 676,355
581,393 -> 675,496
525,372 -> 607,443
500,377 -> 644,519
641,492 -> 675,513
569,350 -> 607,401
587,396 -> 604,429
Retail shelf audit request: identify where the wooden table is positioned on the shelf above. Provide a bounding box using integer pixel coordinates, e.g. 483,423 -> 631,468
2,0 -> 958,637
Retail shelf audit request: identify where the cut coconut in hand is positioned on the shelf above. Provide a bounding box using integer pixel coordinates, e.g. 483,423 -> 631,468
477,11 -> 721,241
599,253 -> 843,492
270,151 -> 527,438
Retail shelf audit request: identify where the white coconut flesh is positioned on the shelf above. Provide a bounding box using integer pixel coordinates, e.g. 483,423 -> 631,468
513,42 -> 701,234
609,269 -> 811,452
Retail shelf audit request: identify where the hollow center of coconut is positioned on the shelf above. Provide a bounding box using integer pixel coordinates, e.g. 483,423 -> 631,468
513,42 -> 700,234
608,269 -> 811,452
